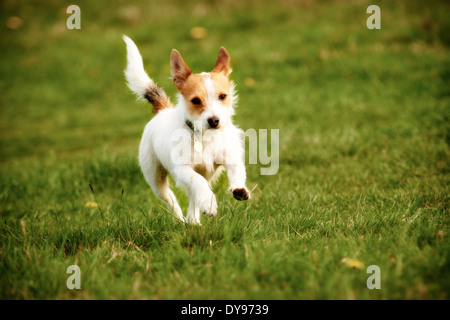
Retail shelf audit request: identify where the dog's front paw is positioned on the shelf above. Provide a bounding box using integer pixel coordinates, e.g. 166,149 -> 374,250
198,192 -> 218,217
231,187 -> 250,201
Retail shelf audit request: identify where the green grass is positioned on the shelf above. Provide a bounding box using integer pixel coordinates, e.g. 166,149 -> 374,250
1,0 -> 449,299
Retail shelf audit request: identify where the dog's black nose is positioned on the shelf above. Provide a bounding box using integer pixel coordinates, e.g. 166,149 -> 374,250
208,116 -> 220,128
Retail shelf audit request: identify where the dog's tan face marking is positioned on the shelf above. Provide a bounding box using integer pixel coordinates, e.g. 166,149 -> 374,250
178,72 -> 232,116
209,72 -> 232,106
180,74 -> 209,115
170,48 -> 232,116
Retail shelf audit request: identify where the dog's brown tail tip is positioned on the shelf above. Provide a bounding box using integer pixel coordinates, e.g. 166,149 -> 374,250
144,83 -> 173,113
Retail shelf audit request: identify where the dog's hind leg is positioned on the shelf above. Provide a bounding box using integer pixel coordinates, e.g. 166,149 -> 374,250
154,168 -> 185,222
140,151 -> 185,222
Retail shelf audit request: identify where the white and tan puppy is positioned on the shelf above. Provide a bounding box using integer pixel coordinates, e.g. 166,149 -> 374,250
123,36 -> 250,225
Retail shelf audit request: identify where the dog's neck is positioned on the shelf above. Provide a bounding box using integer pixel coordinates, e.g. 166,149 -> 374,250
185,118 -> 202,137
185,119 -> 204,152
185,119 -> 195,132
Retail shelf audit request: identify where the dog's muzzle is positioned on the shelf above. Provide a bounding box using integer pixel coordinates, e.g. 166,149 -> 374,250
207,116 -> 220,129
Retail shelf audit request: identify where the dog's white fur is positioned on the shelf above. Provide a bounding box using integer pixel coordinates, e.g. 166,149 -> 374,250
123,35 -> 249,225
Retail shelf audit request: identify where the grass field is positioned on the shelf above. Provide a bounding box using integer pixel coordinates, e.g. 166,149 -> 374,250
0,0 -> 449,300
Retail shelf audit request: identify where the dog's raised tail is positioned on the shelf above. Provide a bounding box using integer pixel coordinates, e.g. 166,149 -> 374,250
123,35 -> 172,113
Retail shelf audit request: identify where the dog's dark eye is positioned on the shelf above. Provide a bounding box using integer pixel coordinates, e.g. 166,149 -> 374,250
191,98 -> 201,105
218,94 -> 227,101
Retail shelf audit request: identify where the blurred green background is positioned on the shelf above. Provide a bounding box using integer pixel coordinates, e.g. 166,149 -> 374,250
0,0 -> 449,299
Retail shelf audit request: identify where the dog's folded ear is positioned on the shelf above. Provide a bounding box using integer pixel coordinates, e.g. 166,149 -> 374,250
171,49 -> 192,90
212,47 -> 232,76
